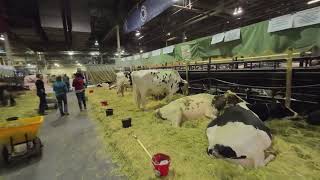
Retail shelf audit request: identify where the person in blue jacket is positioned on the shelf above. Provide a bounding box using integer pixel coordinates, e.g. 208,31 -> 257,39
53,76 -> 69,116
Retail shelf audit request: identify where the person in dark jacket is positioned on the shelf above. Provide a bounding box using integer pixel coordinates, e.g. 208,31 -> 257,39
53,76 -> 69,116
35,74 -> 47,115
72,73 -> 86,111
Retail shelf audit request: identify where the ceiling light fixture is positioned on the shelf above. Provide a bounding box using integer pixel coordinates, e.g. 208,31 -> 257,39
307,0 -> 320,4
135,31 -> 141,37
67,51 -> 74,56
167,32 -> 171,36
233,7 -> 243,16
54,63 -> 60,67
0,34 -> 4,41
90,51 -> 100,56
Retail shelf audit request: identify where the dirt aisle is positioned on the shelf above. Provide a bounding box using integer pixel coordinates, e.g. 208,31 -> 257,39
1,93 -> 124,180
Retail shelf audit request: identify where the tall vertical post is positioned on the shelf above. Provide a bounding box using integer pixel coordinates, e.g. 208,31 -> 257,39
285,49 -> 293,107
116,25 -> 121,61
185,61 -> 189,95
208,58 -> 211,90
3,33 -> 12,65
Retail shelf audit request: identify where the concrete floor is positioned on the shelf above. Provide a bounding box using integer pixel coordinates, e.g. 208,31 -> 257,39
0,93 -> 124,180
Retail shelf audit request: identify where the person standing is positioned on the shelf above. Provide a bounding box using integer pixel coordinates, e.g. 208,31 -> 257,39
72,73 -> 87,111
53,76 -> 69,116
63,74 -> 70,92
35,74 -> 47,115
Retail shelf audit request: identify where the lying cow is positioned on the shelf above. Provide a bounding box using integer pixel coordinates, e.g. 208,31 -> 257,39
156,94 -> 217,127
207,103 -> 275,168
116,72 -> 132,96
132,70 -> 188,109
214,92 -> 298,121
307,110 -> 320,125
246,102 -> 298,121
156,91 -> 244,127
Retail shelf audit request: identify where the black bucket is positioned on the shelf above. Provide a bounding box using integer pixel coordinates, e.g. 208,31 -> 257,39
122,118 -> 132,128
106,109 -> 113,116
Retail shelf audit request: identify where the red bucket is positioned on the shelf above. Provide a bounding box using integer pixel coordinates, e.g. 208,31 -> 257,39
152,153 -> 171,177
100,101 -> 108,106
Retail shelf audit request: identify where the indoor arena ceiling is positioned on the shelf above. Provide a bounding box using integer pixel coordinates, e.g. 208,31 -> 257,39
0,0 -> 319,57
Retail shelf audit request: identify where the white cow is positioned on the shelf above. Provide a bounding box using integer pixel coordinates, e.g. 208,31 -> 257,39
131,70 -> 188,109
156,91 -> 246,127
156,94 -> 217,127
116,72 -> 131,96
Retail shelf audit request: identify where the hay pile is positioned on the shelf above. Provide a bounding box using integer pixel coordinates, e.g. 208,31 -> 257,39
0,91 -> 38,121
88,87 -> 320,180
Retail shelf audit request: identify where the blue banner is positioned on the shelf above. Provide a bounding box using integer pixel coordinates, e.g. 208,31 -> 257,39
124,0 -> 175,33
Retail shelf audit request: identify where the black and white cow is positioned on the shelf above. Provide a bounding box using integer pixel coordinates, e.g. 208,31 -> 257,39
307,110 -> 320,125
246,102 -> 298,121
131,70 -> 188,109
207,103 -> 275,168
116,72 -> 132,96
214,92 -> 298,121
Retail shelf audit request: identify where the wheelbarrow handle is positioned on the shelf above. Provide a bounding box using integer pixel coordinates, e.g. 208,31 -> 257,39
133,135 -> 152,159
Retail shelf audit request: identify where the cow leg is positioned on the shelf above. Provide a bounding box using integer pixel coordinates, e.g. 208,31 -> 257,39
140,94 -> 147,110
263,154 -> 275,166
133,86 -> 142,109
120,86 -> 125,97
252,151 -> 267,168
171,109 -> 183,127
9,95 -> 16,106
227,158 -> 255,168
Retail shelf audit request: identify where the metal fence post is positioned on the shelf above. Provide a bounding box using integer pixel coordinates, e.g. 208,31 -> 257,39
285,49 -> 293,108
208,58 -> 211,90
186,61 -> 189,95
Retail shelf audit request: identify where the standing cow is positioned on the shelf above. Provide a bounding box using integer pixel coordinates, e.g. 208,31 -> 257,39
207,101 -> 275,168
116,72 -> 132,96
132,70 -> 188,109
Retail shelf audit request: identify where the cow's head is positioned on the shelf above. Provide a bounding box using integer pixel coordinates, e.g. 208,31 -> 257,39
213,91 -> 245,111
207,144 -> 247,161
177,80 -> 189,95
124,72 -> 132,85
269,102 -> 298,119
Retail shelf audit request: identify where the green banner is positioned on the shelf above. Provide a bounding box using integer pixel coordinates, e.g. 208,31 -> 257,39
116,20 -> 320,67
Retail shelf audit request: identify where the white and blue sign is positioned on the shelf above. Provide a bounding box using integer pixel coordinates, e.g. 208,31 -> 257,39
124,0 -> 175,33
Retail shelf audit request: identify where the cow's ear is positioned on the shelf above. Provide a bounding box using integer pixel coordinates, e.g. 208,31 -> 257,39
213,95 -> 226,111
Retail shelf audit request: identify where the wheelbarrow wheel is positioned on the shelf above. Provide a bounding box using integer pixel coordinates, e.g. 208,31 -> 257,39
0,144 -> 5,167
2,146 -> 10,164
33,137 -> 43,157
